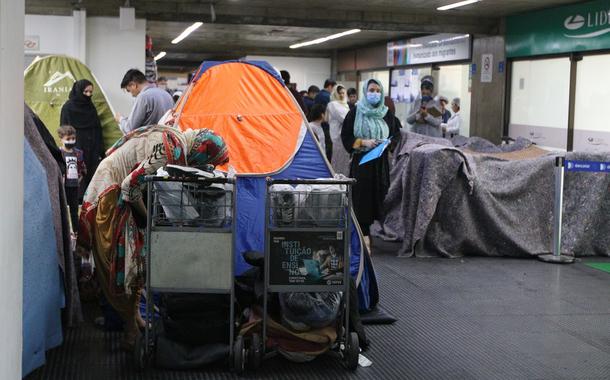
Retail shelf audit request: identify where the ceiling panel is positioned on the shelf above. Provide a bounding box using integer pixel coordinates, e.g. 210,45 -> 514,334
26,0 -> 587,70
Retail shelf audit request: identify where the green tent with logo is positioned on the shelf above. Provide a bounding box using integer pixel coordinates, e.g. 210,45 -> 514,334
24,55 -> 121,149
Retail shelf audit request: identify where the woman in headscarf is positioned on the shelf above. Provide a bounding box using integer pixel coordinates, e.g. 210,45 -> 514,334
326,84 -> 351,175
60,79 -> 104,191
77,125 -> 229,349
341,79 -> 402,252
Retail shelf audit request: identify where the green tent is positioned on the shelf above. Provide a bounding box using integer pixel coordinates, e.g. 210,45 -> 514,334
24,55 -> 122,150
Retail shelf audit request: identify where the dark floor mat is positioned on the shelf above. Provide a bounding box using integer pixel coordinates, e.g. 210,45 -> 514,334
360,306 -> 397,325
25,256 -> 610,380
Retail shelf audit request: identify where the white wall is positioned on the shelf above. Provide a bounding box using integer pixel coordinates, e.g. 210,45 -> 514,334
245,55 -> 331,92
0,0 -> 24,378
25,14 -> 75,57
86,17 -> 146,116
25,14 -> 145,117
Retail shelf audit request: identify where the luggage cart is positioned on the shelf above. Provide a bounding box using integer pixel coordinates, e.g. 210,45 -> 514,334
135,175 -> 242,370
259,178 -> 360,370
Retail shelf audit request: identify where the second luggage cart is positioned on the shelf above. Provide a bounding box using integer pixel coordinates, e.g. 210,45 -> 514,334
256,177 -> 360,370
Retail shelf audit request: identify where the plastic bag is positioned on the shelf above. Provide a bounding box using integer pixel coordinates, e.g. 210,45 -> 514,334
279,292 -> 342,331
270,184 -> 297,226
197,183 -> 230,227
297,184 -> 346,227
154,181 -> 199,223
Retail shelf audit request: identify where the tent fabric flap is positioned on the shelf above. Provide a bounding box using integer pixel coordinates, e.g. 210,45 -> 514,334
177,62 -> 304,175
24,55 -> 121,149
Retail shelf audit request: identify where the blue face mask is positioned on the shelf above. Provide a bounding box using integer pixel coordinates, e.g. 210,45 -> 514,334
422,95 -> 433,103
366,91 -> 382,105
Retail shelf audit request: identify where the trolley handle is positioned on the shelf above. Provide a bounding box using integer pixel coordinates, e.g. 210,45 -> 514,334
266,177 -> 356,186
145,175 -> 236,185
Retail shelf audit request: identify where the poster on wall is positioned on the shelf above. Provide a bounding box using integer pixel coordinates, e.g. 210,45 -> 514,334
269,231 -> 345,287
481,54 -> 493,83
387,33 -> 471,66
390,69 -> 424,104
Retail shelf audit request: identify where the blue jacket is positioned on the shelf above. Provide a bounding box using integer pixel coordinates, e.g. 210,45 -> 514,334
314,89 -> 331,106
303,96 -> 315,111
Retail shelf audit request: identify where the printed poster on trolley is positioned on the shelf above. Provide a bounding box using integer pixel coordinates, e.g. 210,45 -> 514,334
269,231 -> 345,287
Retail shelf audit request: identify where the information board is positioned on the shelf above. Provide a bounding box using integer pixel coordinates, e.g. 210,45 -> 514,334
269,230 -> 345,287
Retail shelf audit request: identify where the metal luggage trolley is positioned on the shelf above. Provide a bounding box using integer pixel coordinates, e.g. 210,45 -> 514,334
260,178 -> 360,370
135,174 -> 242,370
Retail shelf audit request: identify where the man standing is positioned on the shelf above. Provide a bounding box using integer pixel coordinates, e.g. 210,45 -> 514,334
280,70 -> 308,114
115,69 -> 174,134
406,76 -> 443,137
314,79 -> 336,107
156,76 -> 173,96
347,87 -> 358,110
438,95 -> 451,123
441,97 -> 462,137
303,85 -> 319,111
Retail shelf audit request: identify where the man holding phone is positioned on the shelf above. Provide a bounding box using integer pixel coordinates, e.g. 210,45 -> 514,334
406,76 -> 443,137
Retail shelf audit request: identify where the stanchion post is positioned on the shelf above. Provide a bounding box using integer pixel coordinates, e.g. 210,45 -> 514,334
552,156 -> 565,257
538,156 -> 575,264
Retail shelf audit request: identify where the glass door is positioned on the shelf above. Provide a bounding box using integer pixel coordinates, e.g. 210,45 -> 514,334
573,54 -> 610,152
509,58 -> 571,150
437,64 -> 471,137
390,67 -> 432,130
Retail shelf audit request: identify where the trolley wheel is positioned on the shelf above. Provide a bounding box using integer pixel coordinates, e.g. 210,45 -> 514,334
248,333 -> 263,370
344,332 -> 360,371
233,335 -> 246,374
134,334 -> 148,371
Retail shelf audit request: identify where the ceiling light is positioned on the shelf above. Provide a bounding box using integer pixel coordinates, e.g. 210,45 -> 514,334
171,22 -> 203,44
154,51 -> 166,61
437,0 -> 481,11
290,29 -> 361,49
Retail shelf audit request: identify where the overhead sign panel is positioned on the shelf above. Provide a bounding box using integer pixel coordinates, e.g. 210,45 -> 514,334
387,33 -> 471,66
507,0 -> 610,57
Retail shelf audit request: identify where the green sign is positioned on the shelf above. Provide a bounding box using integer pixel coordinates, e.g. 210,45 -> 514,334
507,0 -> 610,58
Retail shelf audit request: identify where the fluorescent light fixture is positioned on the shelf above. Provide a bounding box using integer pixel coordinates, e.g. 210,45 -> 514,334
154,51 -> 166,61
437,0 -> 481,11
290,29 -> 361,49
171,22 -> 203,44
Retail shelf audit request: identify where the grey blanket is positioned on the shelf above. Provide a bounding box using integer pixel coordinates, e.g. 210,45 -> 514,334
372,132 -> 610,257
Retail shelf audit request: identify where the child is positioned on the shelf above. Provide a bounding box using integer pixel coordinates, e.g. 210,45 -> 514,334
307,104 -> 327,155
58,125 -> 87,232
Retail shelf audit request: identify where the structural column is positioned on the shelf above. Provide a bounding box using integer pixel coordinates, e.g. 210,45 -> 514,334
0,0 -> 25,378
73,9 -> 87,63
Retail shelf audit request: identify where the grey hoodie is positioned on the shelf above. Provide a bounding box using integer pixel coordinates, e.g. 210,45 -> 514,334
406,96 -> 443,138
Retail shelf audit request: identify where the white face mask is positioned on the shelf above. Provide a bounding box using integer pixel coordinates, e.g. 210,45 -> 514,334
63,139 -> 77,148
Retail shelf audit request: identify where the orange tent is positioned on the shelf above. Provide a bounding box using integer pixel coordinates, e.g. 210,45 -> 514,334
171,61 -> 378,312
175,61 -> 306,175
